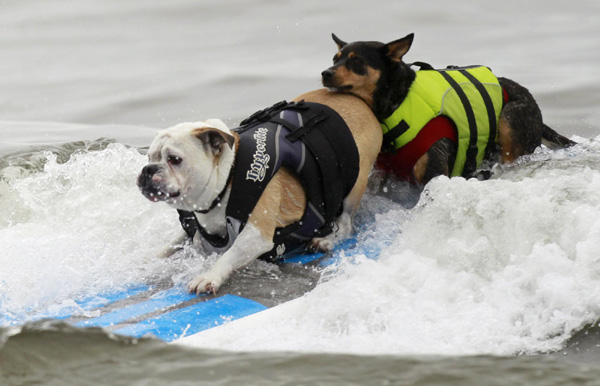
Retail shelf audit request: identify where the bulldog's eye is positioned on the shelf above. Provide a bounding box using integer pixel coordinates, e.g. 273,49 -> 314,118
167,155 -> 182,166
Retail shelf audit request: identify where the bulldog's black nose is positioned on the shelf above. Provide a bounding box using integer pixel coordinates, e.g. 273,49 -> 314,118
141,164 -> 159,176
137,164 -> 159,188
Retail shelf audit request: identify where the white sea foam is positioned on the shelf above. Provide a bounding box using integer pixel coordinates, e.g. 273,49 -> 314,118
2,137 -> 600,356
0,143 -> 202,320
181,139 -> 600,355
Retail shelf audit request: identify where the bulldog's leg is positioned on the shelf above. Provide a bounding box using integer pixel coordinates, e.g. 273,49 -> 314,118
157,229 -> 188,258
187,168 -> 304,294
309,202 -> 353,252
310,146 -> 372,252
187,222 -> 273,294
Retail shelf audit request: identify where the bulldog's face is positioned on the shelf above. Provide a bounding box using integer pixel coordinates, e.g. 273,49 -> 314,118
137,120 -> 235,211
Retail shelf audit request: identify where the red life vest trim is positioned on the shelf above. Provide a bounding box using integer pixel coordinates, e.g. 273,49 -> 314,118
376,116 -> 458,181
376,86 -> 509,181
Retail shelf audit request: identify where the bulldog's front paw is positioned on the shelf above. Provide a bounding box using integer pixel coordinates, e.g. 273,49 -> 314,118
187,272 -> 224,295
310,236 -> 335,252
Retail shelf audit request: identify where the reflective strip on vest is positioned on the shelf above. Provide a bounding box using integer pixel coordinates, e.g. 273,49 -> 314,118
381,66 -> 503,177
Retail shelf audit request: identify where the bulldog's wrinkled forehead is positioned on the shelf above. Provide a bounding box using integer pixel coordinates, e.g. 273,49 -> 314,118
164,120 -> 231,136
147,134 -> 170,162
147,120 -> 231,161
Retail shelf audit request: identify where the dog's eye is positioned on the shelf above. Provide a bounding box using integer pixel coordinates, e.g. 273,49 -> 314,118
167,155 -> 182,166
349,56 -> 366,75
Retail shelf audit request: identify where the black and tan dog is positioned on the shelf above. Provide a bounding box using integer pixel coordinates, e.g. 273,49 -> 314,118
322,33 -> 575,185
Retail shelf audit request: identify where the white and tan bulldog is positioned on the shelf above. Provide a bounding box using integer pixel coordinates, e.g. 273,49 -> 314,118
137,89 -> 382,294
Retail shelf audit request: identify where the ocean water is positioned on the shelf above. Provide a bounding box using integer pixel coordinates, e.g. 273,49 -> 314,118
2,0 -> 600,384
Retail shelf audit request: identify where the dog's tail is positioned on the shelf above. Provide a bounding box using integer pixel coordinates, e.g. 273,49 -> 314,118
542,123 -> 577,149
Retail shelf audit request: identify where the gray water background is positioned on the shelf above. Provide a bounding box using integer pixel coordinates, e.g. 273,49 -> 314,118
2,0 -> 599,136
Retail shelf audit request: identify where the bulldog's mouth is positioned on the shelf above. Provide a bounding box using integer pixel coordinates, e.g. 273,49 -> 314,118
141,188 -> 180,202
137,168 -> 181,202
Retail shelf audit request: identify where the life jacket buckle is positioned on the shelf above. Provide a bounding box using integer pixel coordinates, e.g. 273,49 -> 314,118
240,100 -> 291,126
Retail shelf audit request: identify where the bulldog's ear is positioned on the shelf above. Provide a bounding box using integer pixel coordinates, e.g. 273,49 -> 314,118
205,119 -> 229,132
384,33 -> 414,62
194,128 -> 235,154
332,33 -> 347,51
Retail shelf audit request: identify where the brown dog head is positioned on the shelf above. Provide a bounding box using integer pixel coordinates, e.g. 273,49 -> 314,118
321,33 -> 414,108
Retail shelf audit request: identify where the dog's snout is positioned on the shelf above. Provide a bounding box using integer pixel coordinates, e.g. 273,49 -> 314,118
137,164 -> 160,188
321,69 -> 334,82
142,164 -> 159,177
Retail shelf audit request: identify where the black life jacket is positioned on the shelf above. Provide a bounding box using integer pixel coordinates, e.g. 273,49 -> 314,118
178,100 -> 360,261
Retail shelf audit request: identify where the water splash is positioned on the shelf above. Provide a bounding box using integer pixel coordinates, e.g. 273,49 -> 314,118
181,138 -> 600,356
0,142 -> 197,321
3,136 -> 600,356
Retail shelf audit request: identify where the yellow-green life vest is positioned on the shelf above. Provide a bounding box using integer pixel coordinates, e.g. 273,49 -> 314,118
381,65 -> 503,177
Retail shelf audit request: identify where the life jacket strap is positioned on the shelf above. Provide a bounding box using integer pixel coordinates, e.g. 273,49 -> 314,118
456,69 -> 499,161
409,61 -> 435,70
239,100 -> 310,130
177,209 -> 230,248
382,119 -> 410,153
194,167 -> 234,215
438,70 -> 479,177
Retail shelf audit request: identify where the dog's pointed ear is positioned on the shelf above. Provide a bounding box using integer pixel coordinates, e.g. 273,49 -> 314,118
194,127 -> 235,154
384,33 -> 414,62
332,33 -> 347,50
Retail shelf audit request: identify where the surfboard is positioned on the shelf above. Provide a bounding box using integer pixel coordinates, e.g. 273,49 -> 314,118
9,236 -> 375,343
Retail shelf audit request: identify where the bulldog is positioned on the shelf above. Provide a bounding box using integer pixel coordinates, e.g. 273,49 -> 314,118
137,89 -> 382,294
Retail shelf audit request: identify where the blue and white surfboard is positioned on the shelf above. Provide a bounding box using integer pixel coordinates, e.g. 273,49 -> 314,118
13,236 -> 380,343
